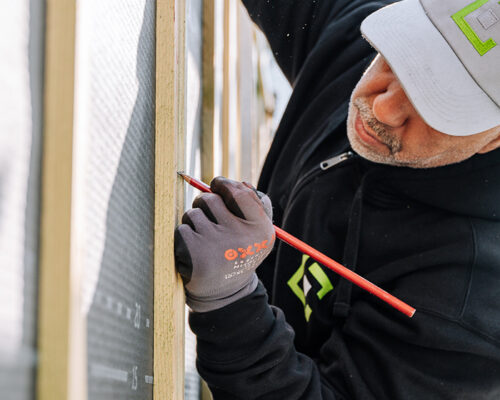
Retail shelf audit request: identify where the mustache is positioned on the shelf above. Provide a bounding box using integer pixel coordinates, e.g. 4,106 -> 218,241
353,98 -> 402,154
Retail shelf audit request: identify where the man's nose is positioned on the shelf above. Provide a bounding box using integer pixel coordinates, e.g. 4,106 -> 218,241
372,82 -> 411,128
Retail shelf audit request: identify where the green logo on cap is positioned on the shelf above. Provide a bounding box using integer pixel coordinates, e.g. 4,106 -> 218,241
452,0 -> 497,56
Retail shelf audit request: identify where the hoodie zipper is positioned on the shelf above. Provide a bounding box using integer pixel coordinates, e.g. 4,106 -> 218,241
286,151 -> 355,207
272,151 -> 357,302
279,151 -> 356,232
320,151 -> 354,170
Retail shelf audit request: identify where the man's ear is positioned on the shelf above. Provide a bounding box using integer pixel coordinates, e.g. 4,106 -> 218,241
478,132 -> 500,154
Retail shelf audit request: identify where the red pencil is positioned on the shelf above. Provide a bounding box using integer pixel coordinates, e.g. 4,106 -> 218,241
178,172 -> 416,318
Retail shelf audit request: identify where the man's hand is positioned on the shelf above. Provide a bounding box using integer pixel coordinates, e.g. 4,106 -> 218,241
174,177 -> 275,313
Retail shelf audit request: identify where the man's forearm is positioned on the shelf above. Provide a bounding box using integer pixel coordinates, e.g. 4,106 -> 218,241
190,282 -> 338,399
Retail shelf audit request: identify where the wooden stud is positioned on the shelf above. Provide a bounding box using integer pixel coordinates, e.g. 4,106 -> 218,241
222,0 -> 231,177
154,0 -> 186,399
233,3 -> 242,181
37,0 -> 81,399
201,0 -> 215,184
201,380 -> 213,400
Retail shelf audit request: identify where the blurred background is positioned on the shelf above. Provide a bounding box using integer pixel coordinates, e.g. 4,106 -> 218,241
0,0 -> 290,399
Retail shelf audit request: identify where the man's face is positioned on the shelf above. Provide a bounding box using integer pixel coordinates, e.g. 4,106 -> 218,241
347,54 -> 500,168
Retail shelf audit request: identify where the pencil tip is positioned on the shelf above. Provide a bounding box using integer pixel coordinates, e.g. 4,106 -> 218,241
177,171 -> 190,183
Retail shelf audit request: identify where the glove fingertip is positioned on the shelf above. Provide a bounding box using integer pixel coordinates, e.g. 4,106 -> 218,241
257,192 -> 273,220
174,228 -> 193,283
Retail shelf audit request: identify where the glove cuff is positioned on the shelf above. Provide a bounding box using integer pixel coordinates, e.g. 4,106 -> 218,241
187,273 -> 259,313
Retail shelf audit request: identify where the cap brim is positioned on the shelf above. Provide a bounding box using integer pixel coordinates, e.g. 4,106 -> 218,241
361,0 -> 500,136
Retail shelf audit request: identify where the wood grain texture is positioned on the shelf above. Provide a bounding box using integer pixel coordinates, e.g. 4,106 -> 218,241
201,0 -> 215,184
154,0 -> 186,399
201,380 -> 214,400
234,3 -> 242,181
222,0 -> 230,177
37,0 -> 79,399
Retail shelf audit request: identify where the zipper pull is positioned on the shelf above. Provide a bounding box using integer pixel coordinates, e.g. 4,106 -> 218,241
320,151 -> 354,170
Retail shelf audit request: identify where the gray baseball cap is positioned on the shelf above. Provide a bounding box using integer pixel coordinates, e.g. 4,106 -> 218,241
361,0 -> 500,136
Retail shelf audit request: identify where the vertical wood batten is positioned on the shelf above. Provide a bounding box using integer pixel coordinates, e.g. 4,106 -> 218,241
201,0 -> 215,184
222,0 -> 230,177
200,3 -> 216,398
37,0 -> 78,399
234,3 -> 242,181
154,0 -> 186,399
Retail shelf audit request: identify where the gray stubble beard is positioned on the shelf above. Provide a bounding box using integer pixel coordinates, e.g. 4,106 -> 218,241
352,97 -> 402,155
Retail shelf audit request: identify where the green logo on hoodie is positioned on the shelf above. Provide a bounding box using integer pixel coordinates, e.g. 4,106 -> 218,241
287,254 -> 334,322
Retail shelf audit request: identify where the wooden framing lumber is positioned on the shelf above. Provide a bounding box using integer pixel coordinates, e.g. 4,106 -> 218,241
201,0 -> 216,184
154,0 -> 186,398
222,0 -> 231,177
37,0 -> 81,399
233,2 -> 242,181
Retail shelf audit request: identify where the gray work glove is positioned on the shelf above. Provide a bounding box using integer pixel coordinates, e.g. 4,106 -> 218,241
174,176 -> 275,313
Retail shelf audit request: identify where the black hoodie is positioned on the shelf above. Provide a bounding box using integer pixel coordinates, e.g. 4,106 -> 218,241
189,1 -> 500,398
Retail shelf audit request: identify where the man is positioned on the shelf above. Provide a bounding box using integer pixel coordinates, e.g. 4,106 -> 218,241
175,0 -> 500,398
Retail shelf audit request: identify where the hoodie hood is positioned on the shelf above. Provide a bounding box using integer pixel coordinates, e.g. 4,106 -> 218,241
361,149 -> 500,222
